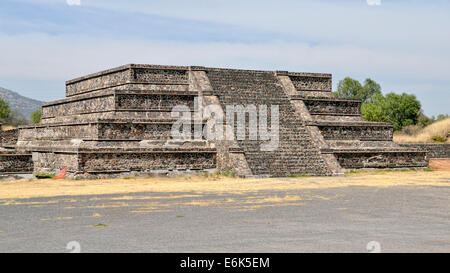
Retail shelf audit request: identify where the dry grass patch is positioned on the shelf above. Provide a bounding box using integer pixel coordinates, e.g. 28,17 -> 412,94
0,170 -> 448,200
1,125 -> 17,131
394,118 -> 450,143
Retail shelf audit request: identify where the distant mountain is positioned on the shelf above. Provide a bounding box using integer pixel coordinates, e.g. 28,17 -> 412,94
0,87 -> 44,120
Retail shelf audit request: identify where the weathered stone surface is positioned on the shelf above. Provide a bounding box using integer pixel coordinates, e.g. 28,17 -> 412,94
0,154 -> 33,173
289,74 -> 332,92
1,129 -> 19,146
398,144 -> 450,159
334,150 -> 428,168
65,64 -> 189,97
316,123 -> 394,141
207,68 -> 333,176
277,73 -> 428,170
1,64 -> 433,177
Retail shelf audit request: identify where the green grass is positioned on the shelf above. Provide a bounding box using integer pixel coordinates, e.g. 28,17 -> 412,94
431,136 -> 447,143
92,223 -> 107,227
287,174 -> 312,178
122,176 -> 137,180
34,172 -> 56,179
202,169 -> 236,178
345,167 -> 434,175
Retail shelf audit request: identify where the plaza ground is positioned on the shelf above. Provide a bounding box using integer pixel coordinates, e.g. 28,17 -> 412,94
0,170 -> 449,252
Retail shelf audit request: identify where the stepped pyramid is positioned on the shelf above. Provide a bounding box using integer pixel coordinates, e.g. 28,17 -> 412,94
0,64 -> 428,178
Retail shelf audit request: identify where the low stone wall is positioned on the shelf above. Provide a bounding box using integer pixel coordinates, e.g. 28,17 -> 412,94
116,94 -> 194,110
301,98 -> 361,115
0,154 -> 33,173
398,144 -> 450,158
1,129 -> 19,146
32,150 -> 217,175
80,152 -> 216,172
288,73 -> 332,92
19,123 -> 97,140
42,95 -> 115,118
334,150 -> 428,168
316,124 -> 393,141
65,64 -> 189,97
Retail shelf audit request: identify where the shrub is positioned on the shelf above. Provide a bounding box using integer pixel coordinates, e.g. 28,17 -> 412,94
30,110 -> 42,124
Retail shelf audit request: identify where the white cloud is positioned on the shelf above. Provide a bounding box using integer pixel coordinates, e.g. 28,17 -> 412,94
66,0 -> 81,6
367,0 -> 381,6
0,34 -> 448,81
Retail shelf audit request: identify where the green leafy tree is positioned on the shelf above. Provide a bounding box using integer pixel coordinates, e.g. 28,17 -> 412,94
362,92 -> 421,131
334,77 -> 363,100
334,77 -> 382,103
30,110 -> 42,124
360,78 -> 382,103
0,97 -> 11,120
436,114 -> 449,122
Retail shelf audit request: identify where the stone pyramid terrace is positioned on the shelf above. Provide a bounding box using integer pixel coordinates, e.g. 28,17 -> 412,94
0,64 -> 428,178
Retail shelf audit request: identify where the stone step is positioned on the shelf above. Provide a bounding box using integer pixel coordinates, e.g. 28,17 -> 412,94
308,121 -> 394,141
332,148 -> 428,169
291,96 -> 362,116
326,140 -> 400,149
42,90 -> 197,119
287,72 -> 332,92
65,64 -> 190,97
33,147 -> 217,177
19,119 -> 208,141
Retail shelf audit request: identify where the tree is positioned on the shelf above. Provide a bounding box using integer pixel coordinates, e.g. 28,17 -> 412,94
0,97 -> 10,120
436,114 -> 449,122
417,110 -> 433,127
334,77 -> 381,103
360,78 -> 382,103
31,110 -> 42,124
334,77 -> 363,100
3,109 -> 29,127
362,92 -> 421,131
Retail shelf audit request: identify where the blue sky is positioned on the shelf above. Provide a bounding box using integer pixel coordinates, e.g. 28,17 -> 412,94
0,0 -> 449,116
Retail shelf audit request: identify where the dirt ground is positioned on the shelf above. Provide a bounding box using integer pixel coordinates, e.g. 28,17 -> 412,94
0,169 -> 449,200
429,159 -> 450,171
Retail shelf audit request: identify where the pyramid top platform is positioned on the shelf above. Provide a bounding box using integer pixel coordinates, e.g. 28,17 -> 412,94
64,64 -> 332,97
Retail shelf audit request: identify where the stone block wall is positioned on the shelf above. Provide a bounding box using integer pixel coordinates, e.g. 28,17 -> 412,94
316,123 -> 394,141
289,73 -> 332,91
301,98 -> 361,115
116,93 -> 195,110
334,150 -> 428,168
79,151 -> 216,173
1,129 -> 19,146
398,144 -> 450,158
65,64 -> 189,97
32,149 -> 216,176
66,66 -> 131,97
133,68 -> 188,84
0,154 -> 33,173
7,64 -> 430,177
42,94 -> 115,118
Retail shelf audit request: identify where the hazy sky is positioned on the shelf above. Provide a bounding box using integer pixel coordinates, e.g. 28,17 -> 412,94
0,0 -> 449,116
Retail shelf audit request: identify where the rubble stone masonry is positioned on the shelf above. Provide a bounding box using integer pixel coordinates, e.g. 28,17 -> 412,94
0,64 -> 435,177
